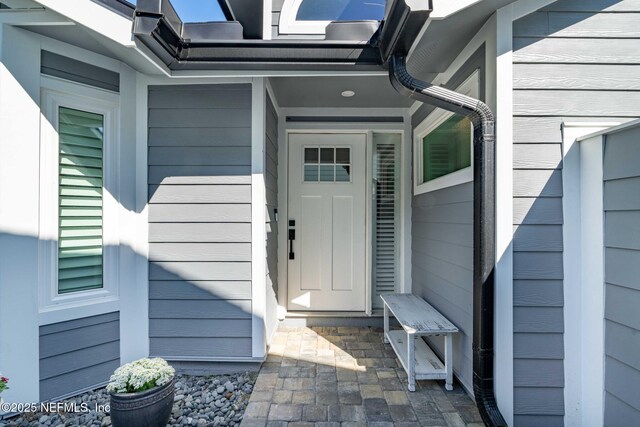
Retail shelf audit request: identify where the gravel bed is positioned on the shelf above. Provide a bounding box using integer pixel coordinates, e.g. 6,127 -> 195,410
1,372 -> 257,427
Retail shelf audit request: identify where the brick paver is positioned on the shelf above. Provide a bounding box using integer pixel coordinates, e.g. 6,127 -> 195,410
241,326 -> 483,426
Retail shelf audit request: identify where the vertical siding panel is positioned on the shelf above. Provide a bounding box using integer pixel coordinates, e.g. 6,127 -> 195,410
147,84 -> 253,359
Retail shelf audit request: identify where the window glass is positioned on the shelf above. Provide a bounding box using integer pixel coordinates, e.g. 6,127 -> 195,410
303,146 -> 351,182
422,114 -> 471,183
58,107 -> 104,294
296,0 -> 386,21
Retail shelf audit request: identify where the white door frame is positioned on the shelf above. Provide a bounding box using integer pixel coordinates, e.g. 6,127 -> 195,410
276,118 -> 408,317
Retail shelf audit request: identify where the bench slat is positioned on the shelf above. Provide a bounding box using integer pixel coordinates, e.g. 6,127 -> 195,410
381,293 -> 458,334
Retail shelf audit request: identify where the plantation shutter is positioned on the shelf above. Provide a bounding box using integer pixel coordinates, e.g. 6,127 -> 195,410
372,134 -> 400,309
58,107 -> 104,294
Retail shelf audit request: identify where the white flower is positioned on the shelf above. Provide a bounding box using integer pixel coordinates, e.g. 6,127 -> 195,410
107,358 -> 175,394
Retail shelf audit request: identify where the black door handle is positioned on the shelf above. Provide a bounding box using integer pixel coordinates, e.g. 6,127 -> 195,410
288,220 -> 295,260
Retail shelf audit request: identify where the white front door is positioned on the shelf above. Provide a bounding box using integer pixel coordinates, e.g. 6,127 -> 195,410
287,133 -> 367,311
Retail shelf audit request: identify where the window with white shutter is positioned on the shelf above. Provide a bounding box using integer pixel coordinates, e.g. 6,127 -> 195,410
372,133 -> 400,308
57,107 -> 104,294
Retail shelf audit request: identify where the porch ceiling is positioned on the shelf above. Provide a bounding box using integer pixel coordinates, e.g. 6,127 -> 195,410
269,75 -> 419,108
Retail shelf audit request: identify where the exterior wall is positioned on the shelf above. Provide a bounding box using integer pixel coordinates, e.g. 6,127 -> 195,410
512,1 -> 640,425
39,313 -> 120,401
41,50 -> 119,92
602,125 -> 640,426
410,47 -> 485,393
265,92 -> 279,341
1,24 -> 143,404
147,84 -> 253,359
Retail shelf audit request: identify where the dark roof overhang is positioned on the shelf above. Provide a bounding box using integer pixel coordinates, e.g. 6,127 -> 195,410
132,0 -> 431,71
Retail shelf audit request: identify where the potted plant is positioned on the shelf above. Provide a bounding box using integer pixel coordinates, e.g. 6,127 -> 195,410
0,373 -> 8,406
107,358 -> 175,427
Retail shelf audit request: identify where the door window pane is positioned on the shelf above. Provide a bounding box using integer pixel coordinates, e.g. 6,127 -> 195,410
320,165 -> 335,182
336,165 -> 350,182
304,164 -> 319,181
320,147 -> 334,164
303,146 -> 351,183
305,147 -> 319,163
336,147 -> 350,164
422,114 -> 471,183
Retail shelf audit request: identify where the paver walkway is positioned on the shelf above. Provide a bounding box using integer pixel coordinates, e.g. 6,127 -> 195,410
241,326 -> 483,426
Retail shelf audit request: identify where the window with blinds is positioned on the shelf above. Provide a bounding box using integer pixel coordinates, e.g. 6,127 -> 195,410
372,133 -> 400,309
58,107 -> 104,294
422,113 -> 471,183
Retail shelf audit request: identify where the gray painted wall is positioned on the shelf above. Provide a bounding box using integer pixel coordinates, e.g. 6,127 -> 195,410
148,84 -> 253,359
41,50 -> 119,92
410,47 -> 484,393
39,312 -> 120,401
603,124 -> 640,426
513,2 -> 640,425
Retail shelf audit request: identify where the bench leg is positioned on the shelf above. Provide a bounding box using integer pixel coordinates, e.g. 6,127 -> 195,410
383,304 -> 389,344
407,332 -> 416,391
445,334 -> 453,391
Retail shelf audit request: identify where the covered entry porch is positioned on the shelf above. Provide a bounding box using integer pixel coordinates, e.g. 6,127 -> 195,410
242,326 -> 483,426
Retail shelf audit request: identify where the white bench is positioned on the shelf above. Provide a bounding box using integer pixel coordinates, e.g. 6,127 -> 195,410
381,293 -> 459,391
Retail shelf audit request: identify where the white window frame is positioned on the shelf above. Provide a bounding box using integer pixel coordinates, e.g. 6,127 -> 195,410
39,76 -> 120,314
279,0 -> 333,34
413,70 -> 479,195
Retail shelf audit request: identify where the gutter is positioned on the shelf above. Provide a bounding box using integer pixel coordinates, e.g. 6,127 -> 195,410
380,2 -> 507,426
132,0 -> 382,71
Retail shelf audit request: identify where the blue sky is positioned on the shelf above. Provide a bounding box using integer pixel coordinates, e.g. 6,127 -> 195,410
129,0 -> 227,22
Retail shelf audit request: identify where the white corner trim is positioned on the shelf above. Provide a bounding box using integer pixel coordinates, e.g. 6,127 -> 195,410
562,122 -> 618,427
578,134 -> 605,427
494,5 -> 513,425
251,78 -> 267,358
119,67 -> 150,363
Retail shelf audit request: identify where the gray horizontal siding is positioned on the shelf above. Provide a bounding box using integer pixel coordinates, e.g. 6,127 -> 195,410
39,312 -> 120,401
412,183 -> 474,391
603,124 -> 640,426
512,3 -> 640,421
40,50 -> 119,92
410,49 -> 485,394
148,84 -> 252,360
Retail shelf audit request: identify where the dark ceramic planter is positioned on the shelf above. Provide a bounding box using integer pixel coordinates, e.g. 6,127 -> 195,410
109,378 -> 175,427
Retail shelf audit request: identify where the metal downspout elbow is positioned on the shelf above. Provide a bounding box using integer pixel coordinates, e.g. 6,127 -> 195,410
389,53 -> 506,427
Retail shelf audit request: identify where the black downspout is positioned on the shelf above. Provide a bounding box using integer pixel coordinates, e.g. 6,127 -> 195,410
388,54 -> 506,427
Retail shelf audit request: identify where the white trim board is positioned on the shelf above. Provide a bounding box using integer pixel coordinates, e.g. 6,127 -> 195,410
494,5 -> 513,425
251,78 -> 268,359
562,122 -> 619,427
